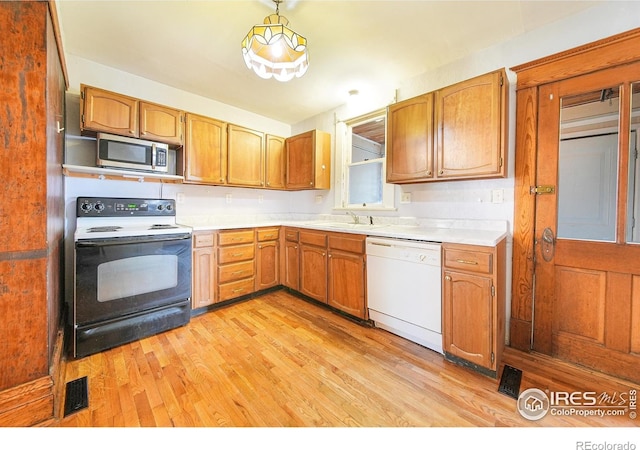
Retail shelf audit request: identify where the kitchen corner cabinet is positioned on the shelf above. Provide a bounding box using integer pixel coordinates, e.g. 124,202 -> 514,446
184,113 -> 228,185
286,130 -> 331,190
327,233 -> 367,320
282,228 -> 300,290
256,227 -> 280,291
192,231 -> 217,309
265,134 -> 286,189
442,239 -> 506,378
435,69 -> 507,180
80,85 -> 184,145
217,229 -> 256,302
299,230 -> 328,302
227,124 -> 265,187
386,93 -> 434,183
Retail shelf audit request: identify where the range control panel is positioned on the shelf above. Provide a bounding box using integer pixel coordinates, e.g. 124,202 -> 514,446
77,197 -> 176,217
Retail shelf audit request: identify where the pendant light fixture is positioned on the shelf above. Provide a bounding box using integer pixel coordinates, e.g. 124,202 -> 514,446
241,0 -> 309,82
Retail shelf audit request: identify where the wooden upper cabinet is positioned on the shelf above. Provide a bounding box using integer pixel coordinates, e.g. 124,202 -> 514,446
81,85 -> 138,137
139,101 -> 183,145
286,130 -> 331,190
265,134 -> 286,189
386,93 -> 434,183
227,124 -> 265,187
184,113 -> 227,185
435,69 -> 507,180
80,85 -> 184,145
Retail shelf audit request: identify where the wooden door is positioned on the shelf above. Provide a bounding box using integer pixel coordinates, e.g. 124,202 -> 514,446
442,270 -> 493,369
265,134 -> 286,189
286,131 -> 314,189
533,62 -> 640,383
139,101 -> 183,145
327,250 -> 366,319
386,93 -> 434,183
227,124 -> 264,187
435,69 -> 506,180
81,85 -> 138,137
299,244 -> 327,302
184,113 -> 227,184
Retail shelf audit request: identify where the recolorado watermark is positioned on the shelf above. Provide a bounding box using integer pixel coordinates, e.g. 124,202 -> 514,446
576,442 -> 636,450
517,387 -> 637,421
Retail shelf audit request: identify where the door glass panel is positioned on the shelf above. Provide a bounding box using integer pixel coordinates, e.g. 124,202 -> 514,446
558,87 -> 620,242
628,83 -> 640,243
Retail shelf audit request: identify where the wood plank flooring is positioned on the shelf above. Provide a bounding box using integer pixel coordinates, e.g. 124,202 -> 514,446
51,290 -> 638,428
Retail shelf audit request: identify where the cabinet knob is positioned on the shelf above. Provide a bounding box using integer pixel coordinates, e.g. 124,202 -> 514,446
439,170 -> 444,175
427,170 -> 432,176
445,275 -> 451,281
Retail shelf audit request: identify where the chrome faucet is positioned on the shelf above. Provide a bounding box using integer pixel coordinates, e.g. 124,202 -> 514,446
346,211 -> 359,224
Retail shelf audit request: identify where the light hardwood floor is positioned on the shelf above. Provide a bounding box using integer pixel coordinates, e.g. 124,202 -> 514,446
51,290 -> 638,428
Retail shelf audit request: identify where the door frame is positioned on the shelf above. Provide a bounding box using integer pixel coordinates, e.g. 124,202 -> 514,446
509,27 -> 640,351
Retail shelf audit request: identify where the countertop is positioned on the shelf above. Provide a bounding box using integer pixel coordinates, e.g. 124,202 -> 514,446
179,216 -> 509,247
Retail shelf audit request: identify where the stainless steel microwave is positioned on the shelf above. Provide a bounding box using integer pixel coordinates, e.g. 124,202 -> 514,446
97,132 -> 169,173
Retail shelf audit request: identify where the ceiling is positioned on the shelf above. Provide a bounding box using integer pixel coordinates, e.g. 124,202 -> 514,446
55,0 -> 602,125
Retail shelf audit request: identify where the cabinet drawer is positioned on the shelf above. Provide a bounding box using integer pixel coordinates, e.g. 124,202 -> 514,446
284,229 -> 299,242
218,229 -> 255,246
328,233 -> 365,254
299,230 -> 327,247
193,232 -> 214,248
218,260 -> 254,283
218,243 -> 255,264
257,227 -> 280,242
443,248 -> 492,274
219,277 -> 255,302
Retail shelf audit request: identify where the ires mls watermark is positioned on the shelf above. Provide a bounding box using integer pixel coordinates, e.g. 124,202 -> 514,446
517,387 -> 637,421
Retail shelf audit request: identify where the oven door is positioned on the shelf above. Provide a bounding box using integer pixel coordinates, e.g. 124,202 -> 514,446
74,233 -> 192,325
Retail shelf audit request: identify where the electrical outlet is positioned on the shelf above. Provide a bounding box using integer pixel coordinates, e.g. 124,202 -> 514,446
491,189 -> 504,204
315,195 -> 323,204
225,193 -> 232,204
176,193 -> 185,204
400,192 -> 412,204
258,195 -> 264,204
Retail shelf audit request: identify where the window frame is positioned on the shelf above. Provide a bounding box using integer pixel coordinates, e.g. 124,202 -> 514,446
334,108 -> 396,212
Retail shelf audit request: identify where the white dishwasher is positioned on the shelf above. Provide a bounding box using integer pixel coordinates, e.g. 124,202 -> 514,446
366,237 -> 443,354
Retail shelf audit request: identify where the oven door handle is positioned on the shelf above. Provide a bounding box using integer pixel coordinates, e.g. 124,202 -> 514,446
76,233 -> 191,247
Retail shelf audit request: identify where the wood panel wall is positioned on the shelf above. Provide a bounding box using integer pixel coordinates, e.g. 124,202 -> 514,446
0,1 -> 66,426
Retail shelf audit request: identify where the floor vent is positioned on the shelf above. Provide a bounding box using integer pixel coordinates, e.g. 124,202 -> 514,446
498,365 -> 522,399
64,376 -> 89,417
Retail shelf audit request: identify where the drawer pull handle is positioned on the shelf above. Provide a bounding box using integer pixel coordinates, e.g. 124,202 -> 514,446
232,288 -> 245,293
231,253 -> 245,257
456,259 -> 478,265
232,270 -> 246,275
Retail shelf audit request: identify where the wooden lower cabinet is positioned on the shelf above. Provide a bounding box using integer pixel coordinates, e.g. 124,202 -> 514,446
217,229 -> 256,302
192,231 -> 216,309
282,228 -> 300,290
299,230 -> 328,302
327,234 -> 367,319
442,240 -> 506,378
256,227 -> 280,290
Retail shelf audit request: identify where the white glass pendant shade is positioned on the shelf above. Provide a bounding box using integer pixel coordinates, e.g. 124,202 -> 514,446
242,13 -> 309,81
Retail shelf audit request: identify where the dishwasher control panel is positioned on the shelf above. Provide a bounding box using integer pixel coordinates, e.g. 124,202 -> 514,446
365,237 -> 441,266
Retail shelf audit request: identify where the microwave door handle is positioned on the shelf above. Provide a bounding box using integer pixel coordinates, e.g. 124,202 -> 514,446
151,144 -> 157,170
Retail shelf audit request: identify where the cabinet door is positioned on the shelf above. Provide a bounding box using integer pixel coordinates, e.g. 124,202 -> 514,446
184,113 -> 227,184
265,134 -> 286,189
81,85 -> 138,137
227,124 -> 264,187
256,240 -> 279,290
192,246 -> 216,309
328,250 -> 366,319
435,69 -> 506,179
442,270 -> 494,369
386,93 -> 434,183
286,131 -> 314,189
299,244 -> 327,302
283,238 -> 299,290
139,101 -> 183,145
